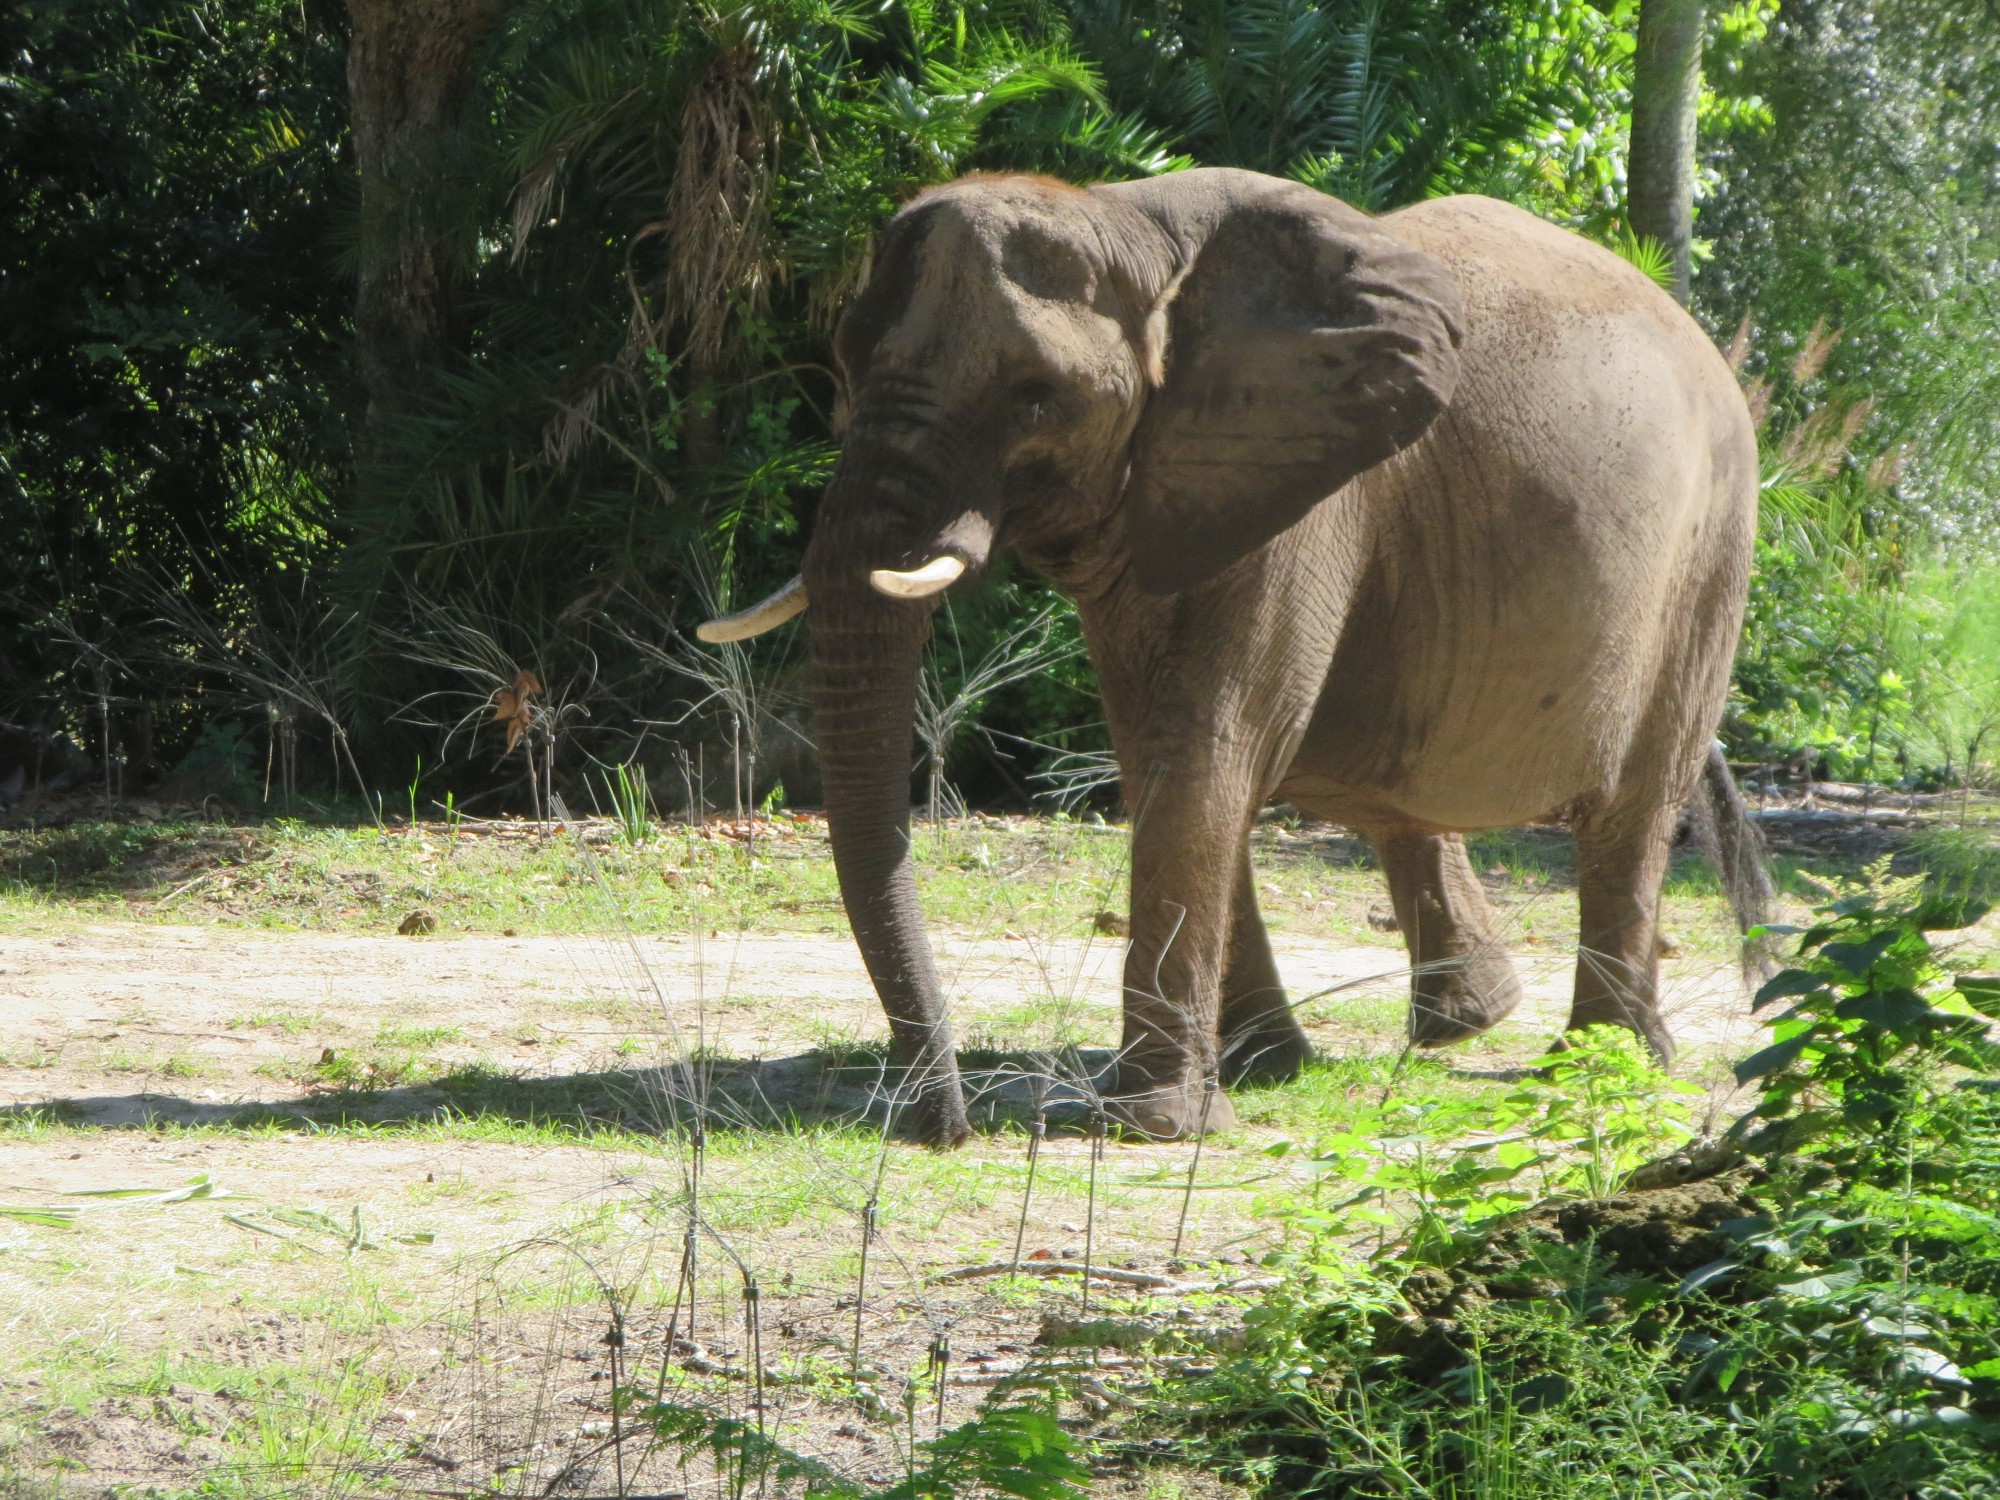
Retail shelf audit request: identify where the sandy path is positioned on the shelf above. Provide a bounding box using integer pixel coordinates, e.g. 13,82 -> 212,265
0,920 -> 1763,1125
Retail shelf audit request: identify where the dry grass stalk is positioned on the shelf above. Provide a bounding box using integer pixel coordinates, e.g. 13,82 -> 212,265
1743,375 -> 1774,430
1724,313 -> 1752,373
1781,395 -> 1877,480
1790,317 -> 1842,386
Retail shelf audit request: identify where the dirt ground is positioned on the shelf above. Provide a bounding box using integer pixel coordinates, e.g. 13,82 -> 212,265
0,920 -> 1768,1130
0,911 -> 1779,1498
7,794 -> 1884,1499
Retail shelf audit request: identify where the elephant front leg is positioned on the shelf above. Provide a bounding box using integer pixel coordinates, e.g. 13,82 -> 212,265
1372,831 -> 1525,1046
1108,772 -> 1250,1139
1219,844 -> 1315,1085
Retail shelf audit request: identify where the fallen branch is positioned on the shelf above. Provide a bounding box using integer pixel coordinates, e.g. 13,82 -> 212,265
157,872 -> 221,905
930,1261 -> 1175,1289
928,1261 -> 1281,1297
1078,1374 -> 1138,1409
665,1338 -> 804,1387
1163,1275 -> 1281,1295
944,1353 -> 1138,1386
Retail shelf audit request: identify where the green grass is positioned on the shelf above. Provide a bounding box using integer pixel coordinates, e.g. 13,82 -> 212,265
4,805 -> 1998,1496
12,804 -> 1984,962
0,809 -> 1722,949
0,814 -> 1138,940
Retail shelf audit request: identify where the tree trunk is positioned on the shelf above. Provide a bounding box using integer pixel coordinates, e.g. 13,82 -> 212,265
1629,0 -> 1705,304
344,0 -> 508,448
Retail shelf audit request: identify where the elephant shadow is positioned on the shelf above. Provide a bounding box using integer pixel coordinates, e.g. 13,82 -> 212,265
4,1045 -> 1140,1139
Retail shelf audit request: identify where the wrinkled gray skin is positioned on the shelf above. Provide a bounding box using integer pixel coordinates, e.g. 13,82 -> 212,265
798,168 -> 1758,1146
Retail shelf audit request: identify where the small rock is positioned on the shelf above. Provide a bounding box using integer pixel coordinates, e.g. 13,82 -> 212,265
398,908 -> 439,936
1656,931 -> 1684,958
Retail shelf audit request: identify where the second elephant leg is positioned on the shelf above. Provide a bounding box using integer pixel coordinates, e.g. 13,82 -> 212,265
1372,831 -> 1524,1046
1219,846 -> 1315,1085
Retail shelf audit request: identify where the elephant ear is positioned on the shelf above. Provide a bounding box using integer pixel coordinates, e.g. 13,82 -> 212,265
1125,184 -> 1464,594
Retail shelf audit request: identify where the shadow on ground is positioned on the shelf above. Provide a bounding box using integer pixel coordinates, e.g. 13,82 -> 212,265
0,821 -> 266,897
1,1045 -> 1149,1138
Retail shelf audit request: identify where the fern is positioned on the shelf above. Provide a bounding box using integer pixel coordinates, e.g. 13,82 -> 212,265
1612,229 -> 1678,291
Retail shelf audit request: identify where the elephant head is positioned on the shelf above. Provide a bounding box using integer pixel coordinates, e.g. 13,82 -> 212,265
701,168 -> 1463,1144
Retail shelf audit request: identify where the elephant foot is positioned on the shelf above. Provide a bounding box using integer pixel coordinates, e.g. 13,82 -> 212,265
1408,943 -> 1524,1047
1219,1017 -> 1315,1087
1103,1071 -> 1238,1142
888,1063 -> 972,1147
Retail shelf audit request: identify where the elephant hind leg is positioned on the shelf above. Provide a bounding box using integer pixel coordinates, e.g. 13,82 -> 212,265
1372,830 -> 1524,1046
1219,844 -> 1315,1086
1569,795 -> 1681,1063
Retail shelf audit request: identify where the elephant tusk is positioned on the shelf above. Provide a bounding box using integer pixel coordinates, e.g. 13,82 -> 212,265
695,575 -> 808,643
868,555 -> 966,599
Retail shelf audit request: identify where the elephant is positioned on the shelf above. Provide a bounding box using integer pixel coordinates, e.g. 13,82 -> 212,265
699,166 -> 1768,1147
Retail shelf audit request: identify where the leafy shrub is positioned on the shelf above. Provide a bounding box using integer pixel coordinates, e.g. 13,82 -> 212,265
633,1389 -> 1087,1500
1165,870 -> 2000,1497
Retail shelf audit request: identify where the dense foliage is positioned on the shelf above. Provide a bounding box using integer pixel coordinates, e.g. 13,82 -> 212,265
1703,0 -> 2000,783
1172,870 -> 2000,1497
3,0 -> 1997,808
0,0 -> 351,790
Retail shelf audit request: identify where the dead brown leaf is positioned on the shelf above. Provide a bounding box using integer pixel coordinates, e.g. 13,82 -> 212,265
490,669 -> 542,753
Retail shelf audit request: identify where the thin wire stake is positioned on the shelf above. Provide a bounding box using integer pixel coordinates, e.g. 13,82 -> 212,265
655,1223 -> 697,1401
681,1223 -> 701,1348
851,1196 -> 879,1383
604,1310 -> 627,1497
1009,1111 -> 1047,1269
684,1124 -> 707,1360
1081,1111 -> 1105,1317
1171,1076 -> 1219,1265
743,1275 -> 766,1436
928,1336 -> 951,1437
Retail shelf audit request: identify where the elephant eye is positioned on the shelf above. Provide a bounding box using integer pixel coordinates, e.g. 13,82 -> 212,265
1015,380 -> 1055,425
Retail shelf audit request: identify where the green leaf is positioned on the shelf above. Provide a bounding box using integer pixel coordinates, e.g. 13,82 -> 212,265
66,1173 -> 225,1204
1736,1031 -> 1813,1084
1915,897 -> 1991,930
1776,1263 -> 1863,1298
1754,968 -> 1822,1010
0,1205 -> 78,1228
1833,987 -> 1935,1030
1954,975 -> 2000,1018
1611,231 -> 1676,289
1891,1347 -> 1968,1387
1714,1346 -> 1748,1393
1820,931 -> 1899,977
1676,1257 -> 1739,1296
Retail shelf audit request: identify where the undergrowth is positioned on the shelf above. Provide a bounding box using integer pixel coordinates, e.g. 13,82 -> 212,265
1152,859 -> 2000,1499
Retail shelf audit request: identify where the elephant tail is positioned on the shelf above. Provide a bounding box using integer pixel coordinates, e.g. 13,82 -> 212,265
1688,740 -> 1779,981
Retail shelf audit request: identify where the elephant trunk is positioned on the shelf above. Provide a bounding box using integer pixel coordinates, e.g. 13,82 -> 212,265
805,494 -> 973,1146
